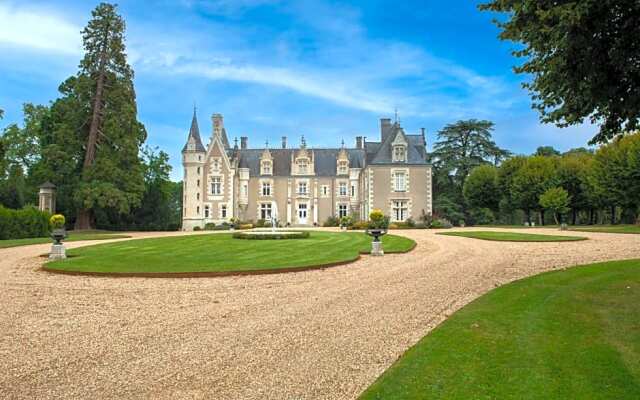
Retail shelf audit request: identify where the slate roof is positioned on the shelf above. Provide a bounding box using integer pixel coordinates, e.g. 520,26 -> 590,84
229,148 -> 366,177
182,111 -> 206,152
365,123 -> 428,165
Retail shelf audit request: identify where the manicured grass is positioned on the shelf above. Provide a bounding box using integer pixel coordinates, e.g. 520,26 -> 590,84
360,259 -> 640,399
0,231 -> 131,249
437,231 -> 587,242
44,231 -> 415,274
571,225 -> 640,234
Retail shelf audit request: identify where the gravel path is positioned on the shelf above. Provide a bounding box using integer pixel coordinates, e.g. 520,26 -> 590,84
1,228 -> 639,399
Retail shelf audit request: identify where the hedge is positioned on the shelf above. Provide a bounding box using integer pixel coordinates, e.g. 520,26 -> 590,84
232,231 -> 310,240
0,205 -> 52,240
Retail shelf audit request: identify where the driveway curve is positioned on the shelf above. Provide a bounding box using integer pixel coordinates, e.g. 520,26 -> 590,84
1,228 -> 639,399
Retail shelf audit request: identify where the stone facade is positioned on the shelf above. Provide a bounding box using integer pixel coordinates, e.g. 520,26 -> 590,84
181,112 -> 432,230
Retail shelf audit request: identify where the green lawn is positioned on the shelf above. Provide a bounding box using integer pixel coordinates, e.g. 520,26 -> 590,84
360,259 -> 640,400
571,225 -> 640,234
44,231 -> 415,274
437,231 -> 587,242
0,231 -> 131,249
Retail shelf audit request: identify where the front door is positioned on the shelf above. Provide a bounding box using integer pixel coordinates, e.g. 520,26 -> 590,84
298,203 -> 308,225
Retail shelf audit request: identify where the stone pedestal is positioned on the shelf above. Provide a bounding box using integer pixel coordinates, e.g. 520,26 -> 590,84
49,244 -> 66,260
371,241 -> 384,256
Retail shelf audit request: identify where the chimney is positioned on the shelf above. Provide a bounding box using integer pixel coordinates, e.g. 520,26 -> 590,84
240,136 -> 248,149
282,136 -> 287,149
421,128 -> 426,146
355,136 -> 363,149
212,113 -> 224,138
380,118 -> 392,141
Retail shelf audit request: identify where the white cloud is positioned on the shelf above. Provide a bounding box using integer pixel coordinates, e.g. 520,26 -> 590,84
0,3 -> 81,55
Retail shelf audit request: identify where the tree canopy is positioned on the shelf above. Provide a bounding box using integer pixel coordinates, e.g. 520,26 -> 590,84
480,0 -> 640,143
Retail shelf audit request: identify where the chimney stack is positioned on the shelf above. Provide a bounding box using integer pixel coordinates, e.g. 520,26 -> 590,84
240,136 -> 248,149
282,136 -> 287,149
355,136 -> 363,149
212,113 -> 224,138
380,118 -> 392,141
421,128 -> 426,146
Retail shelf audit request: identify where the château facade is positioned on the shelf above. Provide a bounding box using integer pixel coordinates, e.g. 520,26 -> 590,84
181,112 -> 432,230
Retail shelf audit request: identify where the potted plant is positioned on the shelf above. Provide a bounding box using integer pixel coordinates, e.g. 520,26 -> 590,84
50,214 -> 66,245
365,209 -> 389,256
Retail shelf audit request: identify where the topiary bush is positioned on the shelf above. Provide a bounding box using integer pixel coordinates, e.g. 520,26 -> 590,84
50,214 -> 66,229
204,222 -> 216,231
323,215 -> 340,227
193,226 -> 202,231
430,218 -> 453,229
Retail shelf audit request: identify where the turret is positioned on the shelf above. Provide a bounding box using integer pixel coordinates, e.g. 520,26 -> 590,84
182,109 -> 206,230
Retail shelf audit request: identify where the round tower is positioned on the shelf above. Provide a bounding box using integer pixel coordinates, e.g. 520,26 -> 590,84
182,109 -> 206,231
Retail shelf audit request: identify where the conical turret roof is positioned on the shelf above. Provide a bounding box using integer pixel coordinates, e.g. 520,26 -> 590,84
182,110 -> 206,152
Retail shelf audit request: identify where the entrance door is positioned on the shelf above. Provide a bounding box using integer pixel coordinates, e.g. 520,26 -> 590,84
298,203 -> 308,225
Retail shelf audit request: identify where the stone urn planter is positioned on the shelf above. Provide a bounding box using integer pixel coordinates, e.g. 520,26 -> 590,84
340,225 -> 347,231
366,228 -> 388,256
49,214 -> 67,260
50,228 -> 67,260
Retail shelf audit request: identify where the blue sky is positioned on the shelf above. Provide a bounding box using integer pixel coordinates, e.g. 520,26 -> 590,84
0,0 -> 595,180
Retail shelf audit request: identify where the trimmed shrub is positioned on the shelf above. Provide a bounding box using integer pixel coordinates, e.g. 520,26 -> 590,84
238,223 -> 253,230
255,219 -> 268,228
213,223 -> 231,231
193,226 -> 202,231
204,223 -> 216,231
0,205 -> 51,240
323,216 -> 340,227
349,221 -> 369,230
340,215 -> 353,227
430,218 -> 453,229
470,208 -> 495,225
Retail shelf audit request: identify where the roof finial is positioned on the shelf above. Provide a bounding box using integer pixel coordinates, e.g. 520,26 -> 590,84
301,135 -> 306,148
234,137 -> 238,149
265,139 -> 269,149
341,139 -> 345,148
394,107 -> 398,123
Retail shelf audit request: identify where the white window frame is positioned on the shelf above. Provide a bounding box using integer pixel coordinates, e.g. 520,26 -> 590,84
297,159 -> 309,175
338,204 -> 348,218
260,203 -> 272,220
261,160 -> 272,175
262,182 -> 272,196
221,205 -> 227,219
321,185 -> 330,197
392,200 -> 408,222
204,205 -> 209,218
394,172 -> 407,192
338,161 -> 348,175
339,182 -> 348,197
211,177 -> 222,195
298,181 -> 308,195
393,145 -> 406,163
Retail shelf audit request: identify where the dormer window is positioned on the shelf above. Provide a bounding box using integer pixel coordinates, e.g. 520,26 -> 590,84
261,160 -> 272,175
297,159 -> 309,175
393,145 -> 407,163
337,160 -> 348,175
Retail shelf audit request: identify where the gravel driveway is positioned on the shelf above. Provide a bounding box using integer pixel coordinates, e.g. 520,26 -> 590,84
1,228 -> 639,399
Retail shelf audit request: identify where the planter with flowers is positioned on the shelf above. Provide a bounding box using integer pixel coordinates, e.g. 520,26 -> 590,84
49,214 -> 67,260
365,209 -> 389,256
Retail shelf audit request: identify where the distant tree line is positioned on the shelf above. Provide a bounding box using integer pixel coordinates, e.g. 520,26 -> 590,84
430,122 -> 640,226
0,3 -> 181,231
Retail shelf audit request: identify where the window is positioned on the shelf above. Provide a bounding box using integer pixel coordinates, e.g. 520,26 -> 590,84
321,185 -> 329,196
197,167 -> 200,174
260,203 -> 272,220
197,179 -> 200,187
211,177 -> 221,195
338,204 -> 348,218
351,185 -> 356,197
392,201 -> 408,222
297,159 -> 309,174
242,184 -> 248,196
261,161 -> 272,175
204,205 -> 209,218
262,182 -> 272,196
197,206 -> 200,215
394,172 -> 406,192
197,193 -> 200,200
338,161 -> 348,175
393,145 -> 406,162
213,159 -> 220,171
298,182 -> 308,195
221,205 -> 227,218
339,182 -> 348,196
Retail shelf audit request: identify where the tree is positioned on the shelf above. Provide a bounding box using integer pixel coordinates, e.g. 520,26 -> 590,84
480,1 -> 640,143
557,153 -> 594,224
539,187 -> 571,225
432,119 -> 509,220
1,104 -> 45,173
40,3 -> 146,229
463,164 -> 500,212
511,156 -> 558,224
535,146 -> 560,157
